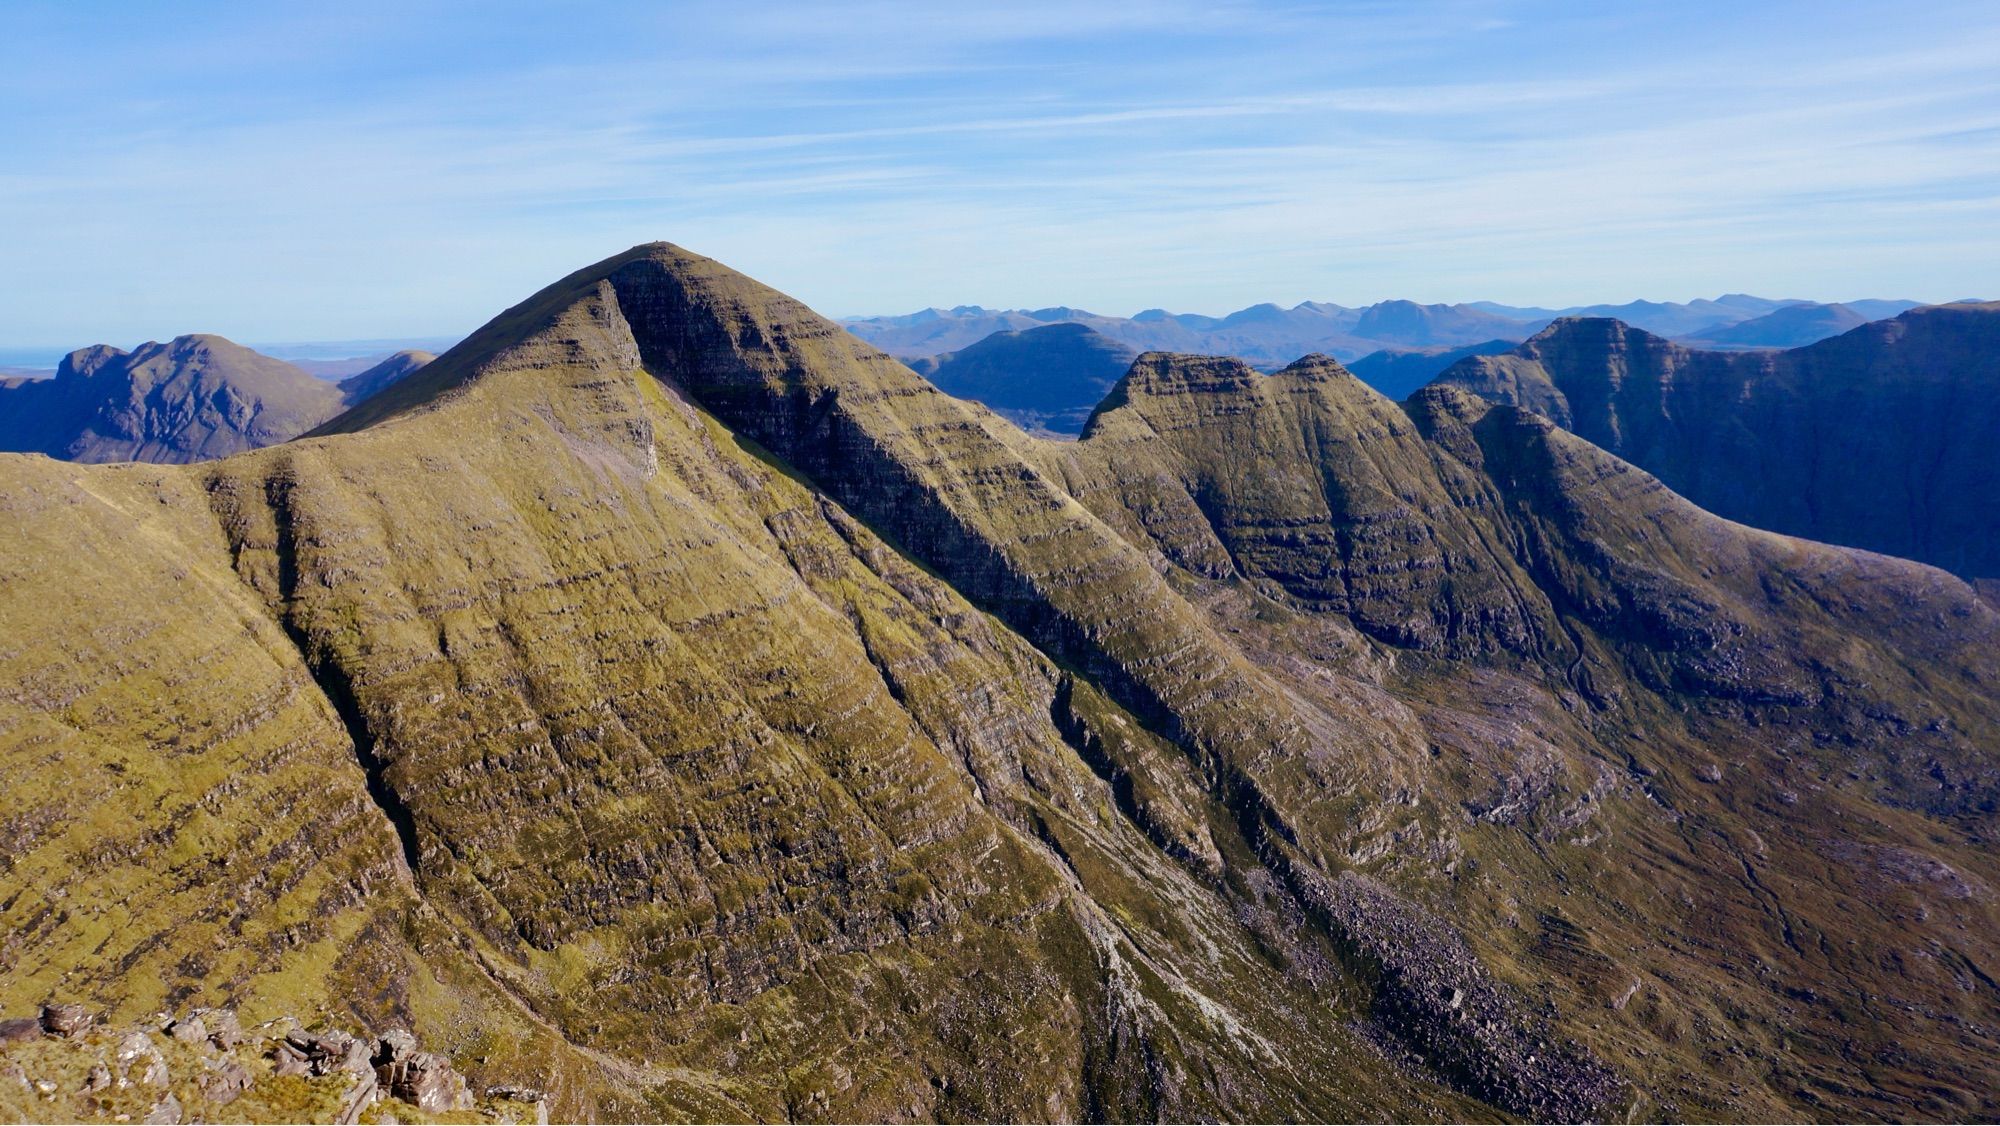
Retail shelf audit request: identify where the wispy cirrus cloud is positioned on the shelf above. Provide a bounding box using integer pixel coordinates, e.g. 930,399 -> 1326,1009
0,0 -> 1994,343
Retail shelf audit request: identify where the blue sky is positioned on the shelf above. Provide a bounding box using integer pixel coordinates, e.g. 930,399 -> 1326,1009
2,0 -> 1997,346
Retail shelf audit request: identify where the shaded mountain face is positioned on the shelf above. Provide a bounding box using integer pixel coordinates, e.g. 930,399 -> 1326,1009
1432,309 -> 2000,584
0,334 -> 345,463
0,338 -> 436,465
907,322 -> 1136,435
336,349 -> 436,403
1346,339 -> 1516,400
5,244 -> 1999,1123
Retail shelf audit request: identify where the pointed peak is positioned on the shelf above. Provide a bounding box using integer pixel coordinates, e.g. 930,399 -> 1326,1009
313,239 -> 886,437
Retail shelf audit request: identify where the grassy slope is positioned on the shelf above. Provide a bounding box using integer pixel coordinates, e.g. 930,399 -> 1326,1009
3,265 -> 1479,1122
3,243 -> 1997,1122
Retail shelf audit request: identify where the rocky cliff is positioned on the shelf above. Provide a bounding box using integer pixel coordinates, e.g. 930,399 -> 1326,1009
3,244 -> 1997,1122
1432,308 -> 2000,584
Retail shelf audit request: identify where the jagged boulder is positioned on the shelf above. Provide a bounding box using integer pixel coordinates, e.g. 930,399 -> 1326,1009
373,1029 -> 473,1113
40,1004 -> 92,1039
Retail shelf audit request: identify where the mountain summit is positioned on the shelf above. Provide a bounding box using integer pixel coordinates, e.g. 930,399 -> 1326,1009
3,243 -> 1997,1122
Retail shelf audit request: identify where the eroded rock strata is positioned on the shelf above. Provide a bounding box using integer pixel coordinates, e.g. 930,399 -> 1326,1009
1,244 -> 1996,1121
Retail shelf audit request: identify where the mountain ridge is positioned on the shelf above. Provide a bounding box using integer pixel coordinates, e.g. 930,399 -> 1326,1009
4,243 -> 1997,1122
1430,306 -> 2000,583
0,334 -> 344,463
844,294 -> 1930,365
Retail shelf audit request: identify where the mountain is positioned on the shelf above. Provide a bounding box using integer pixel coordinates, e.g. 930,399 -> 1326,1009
904,322 -> 1514,435
4,244 -> 1998,1123
1465,295 -> 1929,340
0,337 -> 438,466
846,293 -> 1919,368
1844,298 -> 1927,321
844,299 -> 1533,365
1350,300 -> 1541,347
1681,301 -> 1879,349
907,323 -> 1136,435
1431,307 -> 2000,583
293,356 -> 389,379
253,336 -> 464,364
0,334 -> 345,463
335,349 -> 436,403
1346,340 -> 1518,400
1562,294 -> 1800,337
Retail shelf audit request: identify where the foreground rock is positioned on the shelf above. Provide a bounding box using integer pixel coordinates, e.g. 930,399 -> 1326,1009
0,1006 -> 541,1125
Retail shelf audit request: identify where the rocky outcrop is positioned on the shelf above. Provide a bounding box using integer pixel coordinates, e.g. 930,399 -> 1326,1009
0,1007 -> 537,1125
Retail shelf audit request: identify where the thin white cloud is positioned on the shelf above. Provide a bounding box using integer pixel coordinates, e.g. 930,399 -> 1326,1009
0,0 -> 1993,341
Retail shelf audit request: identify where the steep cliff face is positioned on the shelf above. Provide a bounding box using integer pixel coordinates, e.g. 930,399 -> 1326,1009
1432,309 -> 2000,583
4,245 -> 1999,1123
0,335 -> 347,464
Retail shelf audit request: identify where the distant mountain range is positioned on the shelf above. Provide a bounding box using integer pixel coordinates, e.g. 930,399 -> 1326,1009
1679,301 -> 1873,349
0,336 -> 432,463
845,294 -> 1929,366
891,303 -> 2000,581
1429,303 -> 2000,585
